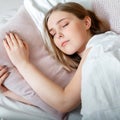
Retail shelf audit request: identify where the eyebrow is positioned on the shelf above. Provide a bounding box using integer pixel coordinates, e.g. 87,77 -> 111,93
49,17 -> 67,33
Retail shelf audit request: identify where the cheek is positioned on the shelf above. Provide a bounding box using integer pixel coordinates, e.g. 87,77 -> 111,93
54,39 -> 61,49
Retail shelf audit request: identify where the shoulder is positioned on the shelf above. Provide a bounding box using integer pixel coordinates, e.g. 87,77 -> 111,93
78,48 -> 91,70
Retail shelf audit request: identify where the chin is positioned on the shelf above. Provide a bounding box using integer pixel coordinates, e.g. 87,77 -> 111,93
64,51 -> 76,55
62,47 -> 78,55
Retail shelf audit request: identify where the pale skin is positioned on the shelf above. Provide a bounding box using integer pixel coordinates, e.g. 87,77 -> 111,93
0,65 -> 9,92
1,11 -> 92,113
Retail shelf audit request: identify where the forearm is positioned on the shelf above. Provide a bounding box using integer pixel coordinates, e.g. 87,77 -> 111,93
17,62 -> 66,111
3,90 -> 33,105
17,62 -> 79,112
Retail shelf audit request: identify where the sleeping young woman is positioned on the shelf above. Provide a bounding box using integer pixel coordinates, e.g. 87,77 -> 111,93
1,2 -> 120,119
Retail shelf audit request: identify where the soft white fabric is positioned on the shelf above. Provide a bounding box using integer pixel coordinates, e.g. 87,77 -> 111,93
0,93 -> 56,120
0,0 -> 23,27
81,31 -> 120,120
0,93 -> 81,120
24,0 -> 94,37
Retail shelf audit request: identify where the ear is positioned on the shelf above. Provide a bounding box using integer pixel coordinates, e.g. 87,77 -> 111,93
84,16 -> 91,30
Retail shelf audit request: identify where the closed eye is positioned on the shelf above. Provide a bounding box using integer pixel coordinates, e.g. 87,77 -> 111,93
62,23 -> 69,28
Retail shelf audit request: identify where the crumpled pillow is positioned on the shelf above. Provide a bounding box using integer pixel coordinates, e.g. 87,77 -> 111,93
0,6 -> 75,119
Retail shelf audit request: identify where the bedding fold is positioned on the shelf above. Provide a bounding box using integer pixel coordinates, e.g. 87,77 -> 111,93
81,31 -> 120,120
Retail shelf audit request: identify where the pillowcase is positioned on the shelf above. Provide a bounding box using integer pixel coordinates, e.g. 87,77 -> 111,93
24,0 -> 94,38
0,6 -> 75,119
93,0 -> 120,33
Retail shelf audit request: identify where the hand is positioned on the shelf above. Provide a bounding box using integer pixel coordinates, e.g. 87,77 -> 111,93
3,32 -> 29,68
0,65 -> 9,92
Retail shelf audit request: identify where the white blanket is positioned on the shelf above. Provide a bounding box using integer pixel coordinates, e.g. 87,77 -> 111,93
0,93 -> 82,120
0,94 -> 57,120
81,31 -> 120,120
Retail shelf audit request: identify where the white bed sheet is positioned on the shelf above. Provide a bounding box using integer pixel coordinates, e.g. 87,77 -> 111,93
0,0 -> 24,27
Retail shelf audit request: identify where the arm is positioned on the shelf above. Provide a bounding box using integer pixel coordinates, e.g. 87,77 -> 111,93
3,91 -> 33,105
3,32 -> 89,113
17,62 -> 81,113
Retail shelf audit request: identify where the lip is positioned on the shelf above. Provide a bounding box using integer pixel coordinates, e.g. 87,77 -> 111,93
61,40 -> 69,47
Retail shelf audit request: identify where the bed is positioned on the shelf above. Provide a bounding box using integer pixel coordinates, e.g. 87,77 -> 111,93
0,0 -> 120,120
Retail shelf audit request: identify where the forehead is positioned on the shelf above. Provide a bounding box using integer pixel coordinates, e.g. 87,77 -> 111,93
47,11 -> 74,29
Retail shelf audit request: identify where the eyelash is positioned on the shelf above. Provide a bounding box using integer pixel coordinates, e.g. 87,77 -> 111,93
51,23 -> 69,38
62,23 -> 69,28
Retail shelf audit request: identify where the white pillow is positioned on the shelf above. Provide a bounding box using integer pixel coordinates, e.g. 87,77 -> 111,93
24,0 -> 94,37
0,0 -> 23,27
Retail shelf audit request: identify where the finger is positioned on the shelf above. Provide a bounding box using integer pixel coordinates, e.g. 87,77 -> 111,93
9,32 -> 18,46
0,85 -> 8,93
5,34 -> 13,47
23,40 -> 29,50
0,65 -> 7,70
3,39 -> 11,52
0,66 -> 8,77
14,33 -> 24,46
0,72 -> 10,85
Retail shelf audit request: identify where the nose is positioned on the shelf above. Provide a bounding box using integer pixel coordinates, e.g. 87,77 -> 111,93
56,32 -> 64,39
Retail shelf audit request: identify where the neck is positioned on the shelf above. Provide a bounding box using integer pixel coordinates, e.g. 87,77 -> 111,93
78,31 -> 93,58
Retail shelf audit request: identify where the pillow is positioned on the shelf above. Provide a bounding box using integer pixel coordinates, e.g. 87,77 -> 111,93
0,6 -> 75,119
24,0 -> 94,38
93,0 -> 120,33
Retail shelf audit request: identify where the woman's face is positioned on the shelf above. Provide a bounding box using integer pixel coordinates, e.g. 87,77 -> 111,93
47,11 -> 92,56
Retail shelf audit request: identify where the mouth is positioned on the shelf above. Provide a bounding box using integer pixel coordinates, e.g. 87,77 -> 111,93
61,40 -> 69,47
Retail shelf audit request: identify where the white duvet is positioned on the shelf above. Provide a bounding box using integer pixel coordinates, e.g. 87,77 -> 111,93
81,31 -> 120,120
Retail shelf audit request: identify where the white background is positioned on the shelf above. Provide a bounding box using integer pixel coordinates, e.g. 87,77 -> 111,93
0,0 -> 23,14
0,0 -> 24,26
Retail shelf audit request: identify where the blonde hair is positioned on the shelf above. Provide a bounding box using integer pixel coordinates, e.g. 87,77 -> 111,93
43,2 -> 102,71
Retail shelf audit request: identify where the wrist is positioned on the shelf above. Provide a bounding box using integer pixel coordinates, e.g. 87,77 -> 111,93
16,61 -> 31,72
